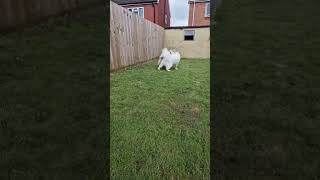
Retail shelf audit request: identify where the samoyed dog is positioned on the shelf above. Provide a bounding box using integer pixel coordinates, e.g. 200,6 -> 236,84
157,48 -> 181,71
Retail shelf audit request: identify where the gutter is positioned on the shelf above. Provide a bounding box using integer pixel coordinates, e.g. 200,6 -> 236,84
165,25 -> 210,29
188,0 -> 210,2
116,1 -> 158,5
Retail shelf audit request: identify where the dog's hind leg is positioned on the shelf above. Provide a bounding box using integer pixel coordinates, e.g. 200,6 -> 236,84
175,64 -> 178,70
166,62 -> 173,71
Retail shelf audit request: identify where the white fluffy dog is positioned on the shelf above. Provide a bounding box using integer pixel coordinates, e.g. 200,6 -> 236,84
157,48 -> 181,71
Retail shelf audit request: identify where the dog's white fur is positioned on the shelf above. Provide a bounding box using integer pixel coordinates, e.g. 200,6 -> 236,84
157,48 -> 181,71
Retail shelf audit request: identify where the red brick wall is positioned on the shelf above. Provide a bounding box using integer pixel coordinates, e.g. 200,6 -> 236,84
122,4 -> 155,25
156,0 -> 170,27
122,0 -> 170,28
188,2 -> 210,26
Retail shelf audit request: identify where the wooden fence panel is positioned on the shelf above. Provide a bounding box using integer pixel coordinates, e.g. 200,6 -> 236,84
110,1 -> 165,70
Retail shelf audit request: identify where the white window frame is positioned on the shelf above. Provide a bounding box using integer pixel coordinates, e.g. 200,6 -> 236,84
205,3 -> 210,17
184,30 -> 195,41
128,7 -> 144,18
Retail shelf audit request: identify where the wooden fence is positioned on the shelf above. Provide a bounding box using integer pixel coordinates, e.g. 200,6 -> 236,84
110,1 -> 165,70
0,0 -> 103,31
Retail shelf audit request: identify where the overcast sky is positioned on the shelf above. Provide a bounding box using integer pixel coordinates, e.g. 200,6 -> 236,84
169,0 -> 189,26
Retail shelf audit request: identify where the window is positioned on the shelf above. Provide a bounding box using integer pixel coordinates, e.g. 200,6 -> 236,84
184,30 -> 195,41
205,3 -> 210,17
128,7 -> 144,18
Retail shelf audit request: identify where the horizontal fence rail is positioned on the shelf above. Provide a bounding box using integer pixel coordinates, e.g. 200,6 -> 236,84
0,0 -> 103,31
110,1 -> 164,70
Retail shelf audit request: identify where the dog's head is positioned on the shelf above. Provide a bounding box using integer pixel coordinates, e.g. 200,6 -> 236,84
162,48 -> 169,53
160,48 -> 171,58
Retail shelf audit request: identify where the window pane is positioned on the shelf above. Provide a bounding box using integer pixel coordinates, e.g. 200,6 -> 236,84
184,35 -> 194,41
206,3 -> 210,15
138,8 -> 143,17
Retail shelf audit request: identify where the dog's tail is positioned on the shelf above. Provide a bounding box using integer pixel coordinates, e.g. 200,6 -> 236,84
171,40 -> 184,51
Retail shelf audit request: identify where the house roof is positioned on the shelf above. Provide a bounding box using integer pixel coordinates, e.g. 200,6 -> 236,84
111,0 -> 158,5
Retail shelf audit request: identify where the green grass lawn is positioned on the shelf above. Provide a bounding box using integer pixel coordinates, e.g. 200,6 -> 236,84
0,6 -> 107,179
111,59 -> 210,179
212,0 -> 320,179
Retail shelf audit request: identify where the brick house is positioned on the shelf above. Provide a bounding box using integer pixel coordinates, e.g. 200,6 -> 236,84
188,0 -> 210,26
112,0 -> 171,28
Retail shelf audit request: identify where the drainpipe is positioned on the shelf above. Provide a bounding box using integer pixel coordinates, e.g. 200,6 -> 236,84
164,0 -> 166,27
153,3 -> 156,23
192,0 -> 196,26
